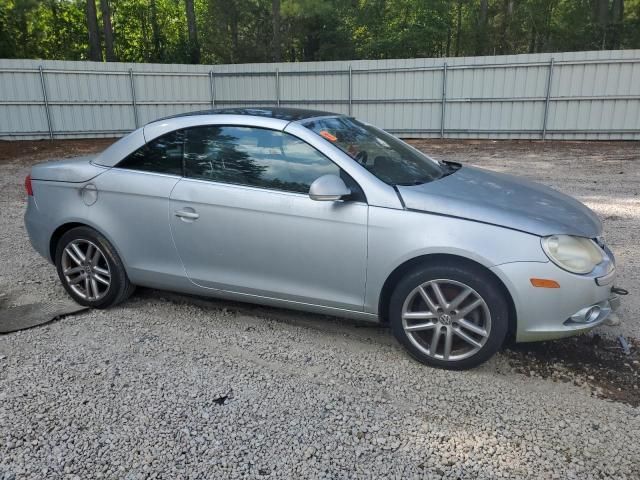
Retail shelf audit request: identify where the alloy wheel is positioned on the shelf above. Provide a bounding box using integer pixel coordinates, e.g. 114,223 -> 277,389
61,239 -> 111,301
401,279 -> 491,362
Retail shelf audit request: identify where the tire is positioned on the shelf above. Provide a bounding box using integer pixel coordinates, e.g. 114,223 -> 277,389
55,226 -> 135,308
389,262 -> 508,370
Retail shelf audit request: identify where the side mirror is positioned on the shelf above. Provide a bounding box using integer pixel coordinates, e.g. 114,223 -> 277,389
309,174 -> 351,201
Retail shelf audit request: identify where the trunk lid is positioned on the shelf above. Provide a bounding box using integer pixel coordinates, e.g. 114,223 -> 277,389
30,156 -> 108,183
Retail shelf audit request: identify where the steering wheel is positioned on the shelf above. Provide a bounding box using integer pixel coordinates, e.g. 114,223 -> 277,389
354,150 -> 368,165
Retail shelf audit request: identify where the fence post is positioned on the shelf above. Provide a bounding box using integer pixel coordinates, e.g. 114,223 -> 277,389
128,69 -> 139,128
209,70 -> 216,108
440,62 -> 447,138
275,68 -> 280,106
348,65 -> 353,116
38,66 -> 53,139
541,57 -> 555,140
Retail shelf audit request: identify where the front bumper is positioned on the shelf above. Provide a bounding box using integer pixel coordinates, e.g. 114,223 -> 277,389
563,294 -> 619,326
491,259 -> 622,342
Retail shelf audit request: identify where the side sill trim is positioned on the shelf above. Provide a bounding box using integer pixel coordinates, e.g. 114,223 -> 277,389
188,280 -> 380,323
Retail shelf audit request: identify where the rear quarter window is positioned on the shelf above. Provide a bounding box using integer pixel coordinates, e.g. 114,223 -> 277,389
116,130 -> 185,175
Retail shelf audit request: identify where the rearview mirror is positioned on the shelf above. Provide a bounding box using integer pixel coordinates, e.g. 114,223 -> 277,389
309,174 -> 351,201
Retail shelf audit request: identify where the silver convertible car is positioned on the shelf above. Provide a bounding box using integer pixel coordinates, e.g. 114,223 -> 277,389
25,108 -> 622,369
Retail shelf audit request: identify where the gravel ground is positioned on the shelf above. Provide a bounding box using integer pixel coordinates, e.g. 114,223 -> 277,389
1,139 -> 639,479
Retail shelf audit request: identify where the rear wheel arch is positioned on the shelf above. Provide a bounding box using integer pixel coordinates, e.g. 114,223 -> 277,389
378,253 -> 517,340
49,222 -> 127,273
52,224 -> 135,308
49,222 -> 86,262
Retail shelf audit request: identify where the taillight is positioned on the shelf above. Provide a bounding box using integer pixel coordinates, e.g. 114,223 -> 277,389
25,174 -> 33,196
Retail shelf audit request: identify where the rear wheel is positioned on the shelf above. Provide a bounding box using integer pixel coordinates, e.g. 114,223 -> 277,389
55,226 -> 135,308
389,263 -> 508,369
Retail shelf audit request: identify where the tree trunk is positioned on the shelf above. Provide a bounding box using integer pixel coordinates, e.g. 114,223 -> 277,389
612,0 -> 624,23
597,0 -> 609,49
151,0 -> 162,61
597,0 -> 609,26
231,10 -> 239,62
475,0 -> 489,56
499,0 -> 513,54
100,0 -> 116,61
185,0 -> 200,63
528,23 -> 537,53
455,0 -> 463,56
542,1 -> 554,51
17,7 -> 29,57
610,0 -> 624,49
86,0 -> 102,61
48,0 -> 60,55
272,0 -> 281,62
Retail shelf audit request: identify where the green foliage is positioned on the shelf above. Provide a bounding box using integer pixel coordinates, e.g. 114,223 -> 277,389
110,0 -> 189,63
352,0 -> 452,59
0,0 -> 638,63
201,0 -> 272,63
0,0 -> 86,59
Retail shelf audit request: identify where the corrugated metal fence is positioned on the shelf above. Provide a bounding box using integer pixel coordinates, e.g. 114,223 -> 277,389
1,50 -> 639,141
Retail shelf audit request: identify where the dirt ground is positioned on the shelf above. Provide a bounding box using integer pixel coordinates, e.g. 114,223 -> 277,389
0,138 -> 114,164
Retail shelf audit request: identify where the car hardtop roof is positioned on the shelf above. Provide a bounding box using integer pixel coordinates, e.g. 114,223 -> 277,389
155,107 -> 342,123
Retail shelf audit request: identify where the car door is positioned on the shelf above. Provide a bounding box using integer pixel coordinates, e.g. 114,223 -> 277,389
91,130 -> 186,285
169,125 -> 368,311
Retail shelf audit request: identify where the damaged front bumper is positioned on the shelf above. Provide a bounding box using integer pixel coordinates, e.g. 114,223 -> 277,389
492,259 -> 627,343
563,291 -> 622,327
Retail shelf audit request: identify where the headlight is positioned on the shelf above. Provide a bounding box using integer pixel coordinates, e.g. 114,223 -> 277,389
541,235 -> 604,274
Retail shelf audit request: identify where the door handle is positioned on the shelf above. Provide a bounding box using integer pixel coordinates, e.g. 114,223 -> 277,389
175,209 -> 200,220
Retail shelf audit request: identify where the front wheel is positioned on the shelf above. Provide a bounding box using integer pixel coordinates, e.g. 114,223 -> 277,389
55,226 -> 135,308
389,263 -> 509,370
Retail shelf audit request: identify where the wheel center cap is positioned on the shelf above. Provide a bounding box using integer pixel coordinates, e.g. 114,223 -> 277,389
439,313 -> 451,325
84,266 -> 92,275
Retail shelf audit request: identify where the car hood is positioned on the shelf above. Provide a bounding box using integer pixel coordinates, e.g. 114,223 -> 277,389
397,166 -> 602,237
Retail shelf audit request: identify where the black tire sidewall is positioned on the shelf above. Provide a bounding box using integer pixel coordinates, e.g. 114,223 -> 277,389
55,226 -> 129,309
389,263 -> 509,370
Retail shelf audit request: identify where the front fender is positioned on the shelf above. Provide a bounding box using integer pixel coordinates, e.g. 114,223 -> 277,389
364,207 -> 546,314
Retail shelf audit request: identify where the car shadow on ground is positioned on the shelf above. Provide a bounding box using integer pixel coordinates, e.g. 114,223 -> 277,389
134,287 -> 394,345
134,287 -> 639,407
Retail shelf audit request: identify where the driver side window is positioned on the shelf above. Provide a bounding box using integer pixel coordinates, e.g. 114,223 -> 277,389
183,126 -> 341,194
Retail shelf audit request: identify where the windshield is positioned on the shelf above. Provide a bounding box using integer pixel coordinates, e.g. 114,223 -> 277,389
303,116 -> 446,186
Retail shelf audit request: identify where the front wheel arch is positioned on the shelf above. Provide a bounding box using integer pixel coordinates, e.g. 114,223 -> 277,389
378,253 -> 517,340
